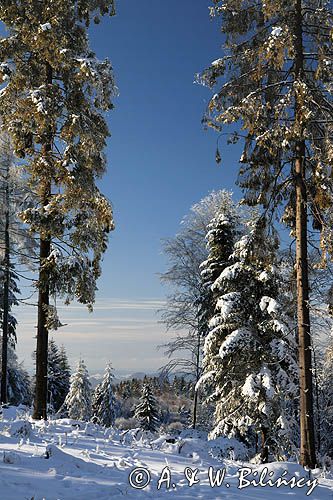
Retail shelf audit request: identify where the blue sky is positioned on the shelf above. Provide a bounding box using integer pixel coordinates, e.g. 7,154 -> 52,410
17,1 -> 245,375
91,0 -> 242,299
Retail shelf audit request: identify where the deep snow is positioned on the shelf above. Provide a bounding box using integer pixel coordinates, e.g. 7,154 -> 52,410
0,407 -> 332,500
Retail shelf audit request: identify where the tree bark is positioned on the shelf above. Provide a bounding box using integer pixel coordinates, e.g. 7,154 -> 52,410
33,62 -> 53,420
294,0 -> 317,469
260,427 -> 269,464
1,164 -> 10,404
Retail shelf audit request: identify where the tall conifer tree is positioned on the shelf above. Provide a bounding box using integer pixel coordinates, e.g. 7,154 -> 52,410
198,0 -> 333,467
58,345 -> 71,409
198,218 -> 299,459
92,362 -> 117,427
0,132 -> 36,403
6,346 -> 32,406
134,383 -> 160,432
0,1 -> 116,419
47,339 -> 71,413
64,358 -> 91,421
160,190 -> 239,428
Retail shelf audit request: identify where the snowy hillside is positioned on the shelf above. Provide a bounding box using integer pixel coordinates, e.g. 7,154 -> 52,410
0,407 -> 332,500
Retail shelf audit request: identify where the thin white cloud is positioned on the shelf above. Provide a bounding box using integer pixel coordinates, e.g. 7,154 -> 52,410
56,298 -> 166,312
15,296 -> 176,373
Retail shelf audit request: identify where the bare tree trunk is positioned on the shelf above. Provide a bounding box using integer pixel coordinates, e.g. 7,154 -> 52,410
1,165 -> 10,404
192,330 -> 201,429
32,205 -> 51,420
295,145 -> 316,468
294,0 -> 316,468
260,426 -> 269,464
33,62 -> 53,420
192,387 -> 199,430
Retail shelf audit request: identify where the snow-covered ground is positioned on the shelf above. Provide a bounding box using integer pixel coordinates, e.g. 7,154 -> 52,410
0,407 -> 332,500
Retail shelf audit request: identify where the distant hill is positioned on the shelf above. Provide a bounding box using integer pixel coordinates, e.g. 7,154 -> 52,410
89,371 -> 156,389
89,370 -> 192,389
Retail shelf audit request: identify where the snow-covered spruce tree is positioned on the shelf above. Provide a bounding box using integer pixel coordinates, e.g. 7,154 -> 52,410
197,201 -> 242,427
200,206 -> 240,295
198,217 -> 299,460
6,346 -> 32,406
0,1 -> 116,419
47,339 -> 70,414
134,383 -> 160,432
0,131 -> 37,404
58,345 -> 71,408
0,262 -> 20,404
92,362 -> 117,427
160,190 -> 239,428
198,0 -> 333,468
318,337 -> 333,458
64,359 -> 91,421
